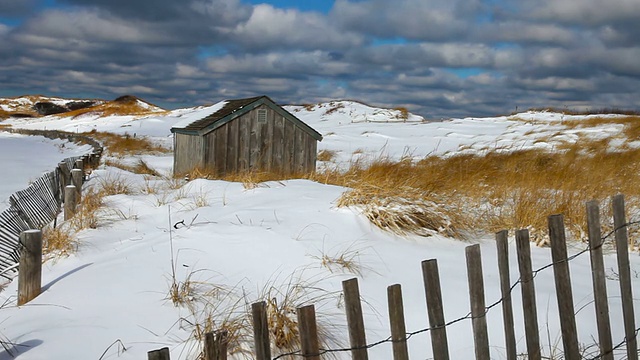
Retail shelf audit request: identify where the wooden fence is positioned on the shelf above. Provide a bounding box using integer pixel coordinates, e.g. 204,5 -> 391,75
0,131 -> 102,280
148,194 -> 638,360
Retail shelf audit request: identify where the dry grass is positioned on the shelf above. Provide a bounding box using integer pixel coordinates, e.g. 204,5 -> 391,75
256,270 -> 343,358
191,188 -> 210,208
324,102 -> 345,115
83,130 -> 169,157
394,106 -> 409,120
139,177 -> 163,195
317,150 -> 337,162
170,268 -> 344,359
168,270 -> 252,359
309,242 -> 372,276
97,173 -> 133,195
43,185 -> 110,258
180,167 -> 307,190
63,96 -> 166,118
0,110 -> 10,120
69,187 -> 104,231
42,224 -> 78,257
310,121 -> 640,243
105,158 -> 161,176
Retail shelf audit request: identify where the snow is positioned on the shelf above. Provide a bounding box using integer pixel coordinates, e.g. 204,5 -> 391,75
0,104 -> 637,359
0,132 -> 92,209
286,100 -> 424,124
169,101 -> 228,129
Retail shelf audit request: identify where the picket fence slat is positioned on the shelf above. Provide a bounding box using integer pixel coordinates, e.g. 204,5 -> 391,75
422,259 -> 450,360
251,301 -> 271,360
549,214 -> 580,360
586,200 -> 614,360
147,347 -> 170,360
204,330 -> 228,360
387,284 -> 409,360
297,305 -> 320,360
612,194 -> 638,360
496,230 -> 517,360
515,229 -> 541,360
343,278 -> 369,360
466,244 -> 490,360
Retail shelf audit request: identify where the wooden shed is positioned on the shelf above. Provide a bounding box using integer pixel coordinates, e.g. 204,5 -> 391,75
171,96 -> 323,176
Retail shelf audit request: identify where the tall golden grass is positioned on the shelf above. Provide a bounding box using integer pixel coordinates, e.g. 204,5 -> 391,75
314,117 -> 640,243
83,131 -> 169,156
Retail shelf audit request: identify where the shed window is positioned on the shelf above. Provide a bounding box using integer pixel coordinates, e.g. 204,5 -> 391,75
257,109 -> 267,124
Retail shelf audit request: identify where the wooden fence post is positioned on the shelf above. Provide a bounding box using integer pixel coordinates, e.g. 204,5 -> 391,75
71,169 -> 83,202
515,229 -> 541,360
342,278 -> 369,360
204,330 -> 228,360
466,244 -> 490,360
586,200 -> 613,360
64,185 -> 77,221
612,194 -> 638,360
297,304 -> 320,360
252,301 -> 271,360
18,230 -> 42,305
496,230 -> 517,360
75,158 -> 84,172
422,259 -> 450,360
147,347 -> 170,360
57,162 -> 69,193
548,214 -> 580,360
387,284 -> 409,360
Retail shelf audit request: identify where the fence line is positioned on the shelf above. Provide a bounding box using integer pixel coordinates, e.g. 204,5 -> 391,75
0,130 -> 102,280
146,195 -> 638,360
264,220 -> 640,360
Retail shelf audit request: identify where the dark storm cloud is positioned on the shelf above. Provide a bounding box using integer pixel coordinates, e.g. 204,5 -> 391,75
1,0 -> 639,118
58,0 -> 252,24
0,0 -> 39,17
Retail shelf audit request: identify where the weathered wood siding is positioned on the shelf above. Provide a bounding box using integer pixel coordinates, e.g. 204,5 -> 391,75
194,104 -> 317,176
174,133 -> 204,175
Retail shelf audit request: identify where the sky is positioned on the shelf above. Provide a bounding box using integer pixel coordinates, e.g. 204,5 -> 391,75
0,0 -> 639,118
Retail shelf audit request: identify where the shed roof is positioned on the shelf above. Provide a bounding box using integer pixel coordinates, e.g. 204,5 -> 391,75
171,95 -> 322,141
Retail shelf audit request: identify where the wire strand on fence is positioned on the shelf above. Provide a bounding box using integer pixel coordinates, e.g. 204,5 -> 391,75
271,219 -> 640,360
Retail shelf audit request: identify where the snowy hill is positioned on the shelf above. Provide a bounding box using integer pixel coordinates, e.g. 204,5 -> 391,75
286,100 -> 425,124
0,95 -> 164,120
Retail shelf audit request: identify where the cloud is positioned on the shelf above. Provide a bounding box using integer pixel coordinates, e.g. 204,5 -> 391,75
0,0 -> 39,17
522,0 -> 640,26
331,0 -> 480,41
207,50 -> 353,78
230,4 -> 363,51
0,0 -> 639,118
58,0 -> 252,24
479,22 -> 577,45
